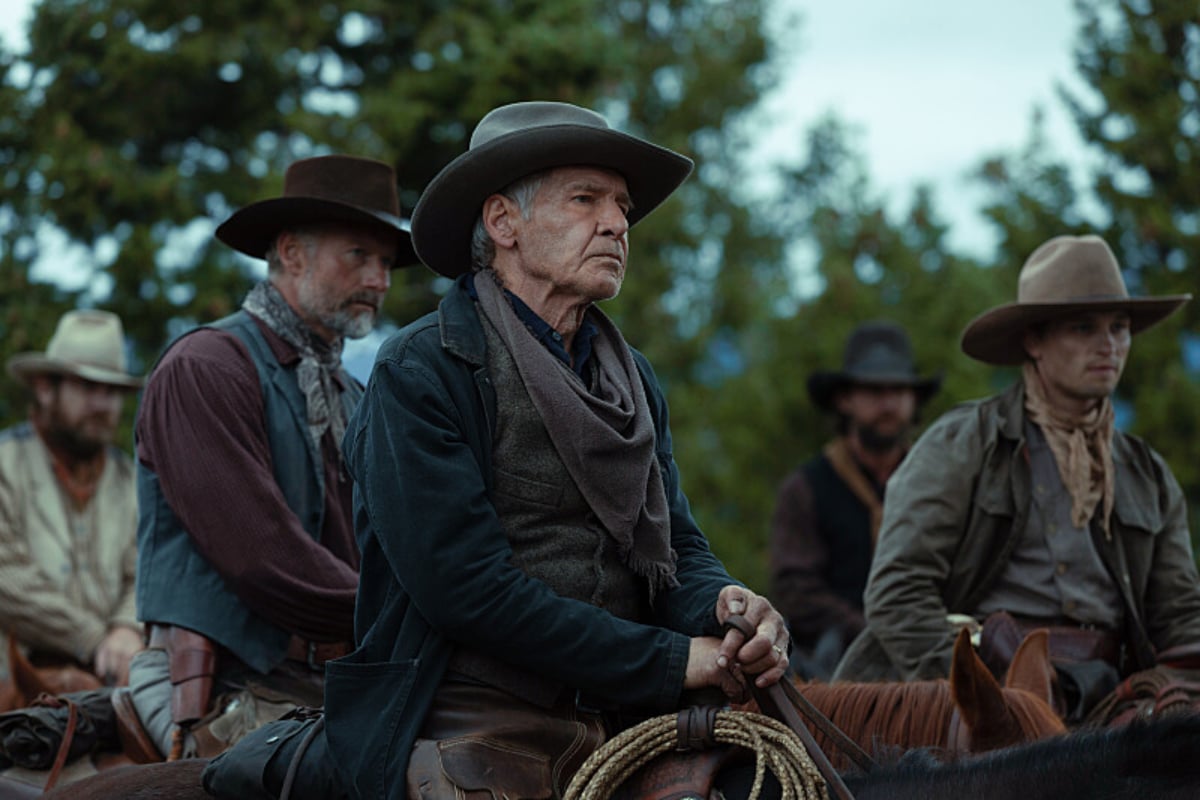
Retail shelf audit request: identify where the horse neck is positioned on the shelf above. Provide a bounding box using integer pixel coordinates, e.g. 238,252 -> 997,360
800,680 -> 955,768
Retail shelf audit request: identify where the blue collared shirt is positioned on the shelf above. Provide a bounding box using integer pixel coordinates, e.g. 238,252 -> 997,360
467,273 -> 598,379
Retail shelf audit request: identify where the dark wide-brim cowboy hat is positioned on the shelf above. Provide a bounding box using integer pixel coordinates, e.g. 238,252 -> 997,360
410,101 -> 695,278
807,321 -> 942,412
961,234 -> 1191,366
7,309 -> 144,390
215,154 -> 418,268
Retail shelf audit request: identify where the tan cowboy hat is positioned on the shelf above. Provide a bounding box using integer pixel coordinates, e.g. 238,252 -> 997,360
6,309 -> 144,389
807,321 -> 942,412
410,100 -> 695,278
215,154 -> 418,267
961,234 -> 1191,366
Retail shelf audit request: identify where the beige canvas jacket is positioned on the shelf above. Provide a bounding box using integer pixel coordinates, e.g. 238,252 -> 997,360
0,422 -> 138,674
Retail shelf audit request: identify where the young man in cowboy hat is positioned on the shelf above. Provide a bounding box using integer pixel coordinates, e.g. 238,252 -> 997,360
769,321 -> 940,680
310,101 -> 789,800
0,310 -> 144,686
833,235 -> 1200,722
128,154 -> 417,759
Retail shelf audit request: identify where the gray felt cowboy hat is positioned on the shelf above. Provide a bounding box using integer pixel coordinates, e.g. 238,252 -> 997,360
410,100 -> 695,278
807,321 -> 942,412
215,154 -> 418,268
960,234 -> 1191,366
7,309 -> 144,390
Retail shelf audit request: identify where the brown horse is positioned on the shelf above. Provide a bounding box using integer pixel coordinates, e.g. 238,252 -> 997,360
0,633 -> 103,712
39,628 -> 1064,800
788,626 -> 1065,770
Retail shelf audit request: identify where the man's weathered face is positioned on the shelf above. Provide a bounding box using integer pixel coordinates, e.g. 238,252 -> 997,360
835,384 -> 918,453
1024,310 -> 1131,410
33,375 -> 124,458
286,221 -> 396,340
499,166 -> 631,306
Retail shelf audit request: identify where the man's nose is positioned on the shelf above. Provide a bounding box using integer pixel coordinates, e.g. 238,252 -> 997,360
599,199 -> 630,238
364,259 -> 391,292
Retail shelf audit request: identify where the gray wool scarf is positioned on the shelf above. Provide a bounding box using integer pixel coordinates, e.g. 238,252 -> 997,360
243,281 -> 349,459
474,271 -> 679,596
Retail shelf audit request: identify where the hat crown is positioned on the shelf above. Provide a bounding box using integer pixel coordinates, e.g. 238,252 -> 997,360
281,155 -> 400,219
470,102 -> 611,150
1017,235 -> 1130,304
45,310 -> 129,373
842,322 -> 919,379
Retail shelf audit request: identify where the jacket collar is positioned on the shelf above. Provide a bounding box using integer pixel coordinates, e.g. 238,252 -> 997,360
438,273 -> 488,367
996,380 -> 1027,443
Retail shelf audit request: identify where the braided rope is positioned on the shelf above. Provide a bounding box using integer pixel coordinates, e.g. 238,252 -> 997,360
563,709 -> 829,800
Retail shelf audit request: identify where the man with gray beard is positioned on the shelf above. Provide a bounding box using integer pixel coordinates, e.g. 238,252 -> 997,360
127,155 -> 418,760
769,321 -> 940,679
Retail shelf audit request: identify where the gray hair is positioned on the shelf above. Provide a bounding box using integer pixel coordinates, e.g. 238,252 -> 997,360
469,171 -> 547,271
265,225 -> 321,273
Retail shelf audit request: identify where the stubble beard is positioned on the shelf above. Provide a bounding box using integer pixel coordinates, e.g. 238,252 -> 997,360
296,273 -> 379,341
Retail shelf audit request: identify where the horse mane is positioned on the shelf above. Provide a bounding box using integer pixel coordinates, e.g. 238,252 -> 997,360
801,681 -> 957,766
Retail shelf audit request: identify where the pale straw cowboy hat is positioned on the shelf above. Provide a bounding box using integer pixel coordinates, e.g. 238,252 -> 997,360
807,321 -> 942,412
410,100 -> 695,278
960,234 -> 1191,366
215,154 -> 418,268
6,309 -> 144,390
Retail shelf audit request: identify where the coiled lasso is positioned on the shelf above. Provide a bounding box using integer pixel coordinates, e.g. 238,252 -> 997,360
563,707 -> 829,800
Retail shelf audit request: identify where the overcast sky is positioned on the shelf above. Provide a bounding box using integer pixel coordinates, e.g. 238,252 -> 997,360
752,0 -> 1087,255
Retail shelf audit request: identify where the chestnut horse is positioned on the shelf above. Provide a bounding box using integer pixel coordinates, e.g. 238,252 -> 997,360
0,633 -> 102,712
39,627 -> 1064,800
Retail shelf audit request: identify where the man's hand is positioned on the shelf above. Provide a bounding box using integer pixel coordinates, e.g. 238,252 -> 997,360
94,626 -> 144,686
714,586 -> 789,688
683,636 -> 748,702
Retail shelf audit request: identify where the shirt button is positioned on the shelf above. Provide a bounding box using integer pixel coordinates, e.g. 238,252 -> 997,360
1056,563 -> 1067,576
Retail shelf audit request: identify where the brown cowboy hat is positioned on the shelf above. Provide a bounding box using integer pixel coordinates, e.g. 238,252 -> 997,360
7,309 -> 144,390
410,101 -> 695,278
215,154 -> 418,267
960,234 -> 1191,366
807,321 -> 942,412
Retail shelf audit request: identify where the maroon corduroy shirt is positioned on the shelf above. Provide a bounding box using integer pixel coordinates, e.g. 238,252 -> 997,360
136,315 -> 359,644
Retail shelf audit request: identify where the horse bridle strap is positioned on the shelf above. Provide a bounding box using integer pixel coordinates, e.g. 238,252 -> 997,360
38,694 -> 79,793
723,615 -> 861,800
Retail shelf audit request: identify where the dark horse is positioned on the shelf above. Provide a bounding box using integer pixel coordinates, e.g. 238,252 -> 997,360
40,628 -> 1064,799
843,713 -> 1200,799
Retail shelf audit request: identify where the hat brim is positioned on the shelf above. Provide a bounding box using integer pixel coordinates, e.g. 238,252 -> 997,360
411,124 -> 694,278
807,370 -> 943,412
960,295 -> 1191,366
6,354 -> 144,390
215,197 -> 419,268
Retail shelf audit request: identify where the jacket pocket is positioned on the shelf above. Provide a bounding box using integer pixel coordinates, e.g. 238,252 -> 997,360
324,658 -> 417,800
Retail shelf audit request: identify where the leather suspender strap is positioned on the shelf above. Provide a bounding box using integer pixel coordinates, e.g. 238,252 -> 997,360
822,439 -> 883,546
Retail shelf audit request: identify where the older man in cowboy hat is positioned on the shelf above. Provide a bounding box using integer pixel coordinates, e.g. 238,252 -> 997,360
0,310 -> 144,687
769,321 -> 940,680
291,101 -> 790,800
833,235 -> 1200,722
127,154 -> 417,760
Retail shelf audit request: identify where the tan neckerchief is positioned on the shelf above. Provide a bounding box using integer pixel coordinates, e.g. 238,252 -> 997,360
1022,362 -> 1115,539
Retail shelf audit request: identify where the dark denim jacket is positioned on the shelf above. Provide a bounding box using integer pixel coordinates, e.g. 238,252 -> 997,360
325,276 -> 737,800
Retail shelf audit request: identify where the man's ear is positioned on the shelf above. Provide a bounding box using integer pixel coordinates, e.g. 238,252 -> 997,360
482,194 -> 519,251
30,375 -> 55,409
1022,328 -> 1042,361
275,230 -> 309,276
